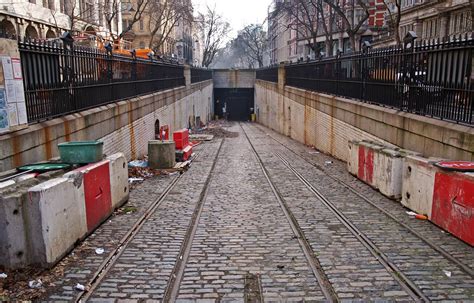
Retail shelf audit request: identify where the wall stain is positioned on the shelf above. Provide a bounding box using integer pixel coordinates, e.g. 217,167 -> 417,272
12,136 -> 22,167
64,119 -> 71,142
128,102 -> 137,160
44,126 -> 52,160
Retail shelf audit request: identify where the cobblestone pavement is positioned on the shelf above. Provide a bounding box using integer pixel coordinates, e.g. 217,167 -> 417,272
245,123 -> 474,301
41,122 -> 474,302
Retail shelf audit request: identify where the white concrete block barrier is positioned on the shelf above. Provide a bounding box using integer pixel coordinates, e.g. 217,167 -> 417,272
0,179 -> 40,268
401,155 -> 442,219
374,148 -> 404,199
347,140 -> 359,176
431,170 -> 474,246
107,153 -> 129,210
27,177 -> 87,268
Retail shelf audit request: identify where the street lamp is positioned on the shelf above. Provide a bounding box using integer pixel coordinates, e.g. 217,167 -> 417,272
361,41 -> 371,54
404,31 -> 418,50
60,31 -> 74,49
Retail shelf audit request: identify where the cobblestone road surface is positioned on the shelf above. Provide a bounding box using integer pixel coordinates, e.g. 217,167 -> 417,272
41,122 -> 473,302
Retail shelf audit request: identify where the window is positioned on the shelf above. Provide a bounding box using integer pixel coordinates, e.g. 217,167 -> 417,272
42,0 -> 54,9
450,11 -> 471,36
139,41 -> 145,49
139,20 -> 144,31
423,18 -> 439,39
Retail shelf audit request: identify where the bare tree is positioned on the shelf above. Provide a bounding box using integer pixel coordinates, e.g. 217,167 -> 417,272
317,0 -> 336,56
50,0 -> 95,34
239,24 -> 266,68
147,0 -> 192,51
103,0 -> 149,40
276,0 -> 320,56
199,5 -> 231,67
382,0 -> 401,44
323,0 -> 370,52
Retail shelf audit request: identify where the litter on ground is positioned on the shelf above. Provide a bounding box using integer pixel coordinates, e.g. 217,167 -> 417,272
75,283 -> 86,291
28,279 -> 42,289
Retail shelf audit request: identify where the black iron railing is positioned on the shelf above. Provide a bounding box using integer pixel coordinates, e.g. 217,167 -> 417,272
284,35 -> 473,125
19,38 -> 185,123
256,66 -> 279,83
190,67 -> 213,83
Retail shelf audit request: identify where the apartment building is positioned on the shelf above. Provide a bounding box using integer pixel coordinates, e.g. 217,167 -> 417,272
373,0 -> 472,47
267,0 -> 388,63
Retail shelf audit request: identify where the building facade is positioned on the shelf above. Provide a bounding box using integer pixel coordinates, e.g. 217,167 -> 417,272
0,0 -> 122,41
120,0 -> 197,64
364,0 -> 472,47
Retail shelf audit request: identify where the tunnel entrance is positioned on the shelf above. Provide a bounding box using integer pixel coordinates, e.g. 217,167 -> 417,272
214,88 -> 254,121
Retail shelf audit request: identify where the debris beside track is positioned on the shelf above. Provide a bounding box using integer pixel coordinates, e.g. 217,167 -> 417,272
193,120 -> 239,138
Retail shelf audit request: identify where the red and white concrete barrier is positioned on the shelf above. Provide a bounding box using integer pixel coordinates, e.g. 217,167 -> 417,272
28,177 -> 88,267
431,170 -> 474,246
348,141 -> 422,200
65,160 -> 112,233
357,141 -> 381,188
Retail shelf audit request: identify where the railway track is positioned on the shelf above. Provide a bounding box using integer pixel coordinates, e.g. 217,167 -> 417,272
243,122 -> 474,301
74,140 -> 225,302
240,123 -> 338,302
250,122 -> 474,278
163,139 -> 225,302
241,122 -> 431,302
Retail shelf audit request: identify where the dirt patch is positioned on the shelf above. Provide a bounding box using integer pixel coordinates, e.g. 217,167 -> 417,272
194,120 -> 239,138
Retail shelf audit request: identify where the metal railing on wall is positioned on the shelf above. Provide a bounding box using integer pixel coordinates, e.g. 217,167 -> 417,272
19,38 -> 185,123
256,66 -> 279,83
265,35 -> 473,125
190,67 -> 213,84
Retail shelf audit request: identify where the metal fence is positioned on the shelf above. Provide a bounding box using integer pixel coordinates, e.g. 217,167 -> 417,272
256,66 -> 279,83
19,38 -> 185,123
284,35 -> 473,125
191,67 -> 213,83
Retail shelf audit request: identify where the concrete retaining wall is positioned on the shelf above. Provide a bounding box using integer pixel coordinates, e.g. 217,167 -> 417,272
213,69 -> 256,89
255,80 -> 474,162
0,81 -> 213,172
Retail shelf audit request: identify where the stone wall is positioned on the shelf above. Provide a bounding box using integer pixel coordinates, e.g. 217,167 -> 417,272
255,79 -> 474,162
0,80 -> 213,172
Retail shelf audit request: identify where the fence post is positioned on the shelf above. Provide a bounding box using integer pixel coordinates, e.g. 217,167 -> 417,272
278,63 -> 286,91
60,32 -> 75,111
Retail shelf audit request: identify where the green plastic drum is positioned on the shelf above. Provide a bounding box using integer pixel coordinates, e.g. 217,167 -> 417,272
57,141 -> 104,164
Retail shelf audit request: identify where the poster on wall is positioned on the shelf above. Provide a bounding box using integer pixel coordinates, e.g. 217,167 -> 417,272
7,104 -> 18,126
11,58 -> 22,79
0,109 -> 9,131
5,80 -> 15,103
14,80 -> 25,102
1,56 -> 13,80
0,88 -> 6,109
16,102 -> 27,124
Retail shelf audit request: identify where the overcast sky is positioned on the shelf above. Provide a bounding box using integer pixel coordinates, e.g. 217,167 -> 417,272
192,0 -> 272,40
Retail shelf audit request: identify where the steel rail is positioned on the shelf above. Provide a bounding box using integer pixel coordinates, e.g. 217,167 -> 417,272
162,139 -> 225,302
251,122 -> 474,278
74,151 -> 205,303
240,123 -> 339,302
